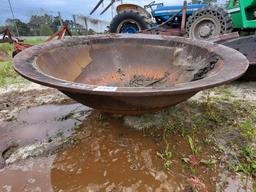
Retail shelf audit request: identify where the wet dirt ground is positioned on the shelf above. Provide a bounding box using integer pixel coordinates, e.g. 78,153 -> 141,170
0,104 -> 220,191
0,50 -> 9,62
0,82 -> 255,191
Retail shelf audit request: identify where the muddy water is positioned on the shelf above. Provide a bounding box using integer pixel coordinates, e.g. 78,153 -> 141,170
51,115 -> 219,191
0,104 -> 89,191
0,103 -> 252,191
0,104 -> 88,153
0,156 -> 54,191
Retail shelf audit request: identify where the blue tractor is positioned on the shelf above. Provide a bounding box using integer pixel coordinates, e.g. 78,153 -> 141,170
109,1 -> 232,40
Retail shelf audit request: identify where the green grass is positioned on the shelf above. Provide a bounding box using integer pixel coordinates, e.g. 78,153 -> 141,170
230,119 -> 256,176
24,38 -> 45,45
0,38 -> 44,87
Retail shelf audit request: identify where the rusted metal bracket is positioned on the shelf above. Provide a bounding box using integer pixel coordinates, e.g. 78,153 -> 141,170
46,22 -> 72,42
0,28 -> 23,43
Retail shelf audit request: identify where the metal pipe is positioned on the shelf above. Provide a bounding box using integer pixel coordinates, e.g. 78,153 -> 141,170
181,1 -> 187,33
7,0 -> 19,37
90,0 -> 104,15
100,0 -> 115,15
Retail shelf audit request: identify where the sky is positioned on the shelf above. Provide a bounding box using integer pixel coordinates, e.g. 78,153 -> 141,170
0,0 -> 184,25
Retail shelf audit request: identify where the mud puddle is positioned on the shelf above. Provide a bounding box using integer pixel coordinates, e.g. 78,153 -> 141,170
0,87 -> 69,121
0,103 -> 90,191
51,115 -> 219,191
0,156 -> 54,191
51,112 -> 255,192
0,104 -> 89,152
0,100 -> 254,191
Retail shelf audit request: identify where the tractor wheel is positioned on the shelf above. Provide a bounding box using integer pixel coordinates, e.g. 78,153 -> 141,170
109,10 -> 149,33
186,7 -> 232,40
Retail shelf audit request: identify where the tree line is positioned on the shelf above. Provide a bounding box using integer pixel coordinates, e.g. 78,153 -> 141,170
0,14 -> 96,36
1,0 -> 217,36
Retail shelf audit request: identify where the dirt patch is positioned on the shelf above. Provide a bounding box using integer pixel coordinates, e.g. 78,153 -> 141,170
0,50 -> 9,62
0,83 -> 71,121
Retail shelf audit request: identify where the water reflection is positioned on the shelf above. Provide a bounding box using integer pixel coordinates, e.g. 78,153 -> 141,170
51,113 -> 215,191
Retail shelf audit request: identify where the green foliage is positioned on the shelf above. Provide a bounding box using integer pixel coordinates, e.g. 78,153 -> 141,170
67,137 -> 80,145
187,135 -> 200,156
2,13 -> 97,37
240,119 -> 256,140
88,28 -> 96,35
157,144 -> 173,170
5,18 -> 30,36
39,24 -> 53,36
28,14 -> 55,36
200,159 -> 217,166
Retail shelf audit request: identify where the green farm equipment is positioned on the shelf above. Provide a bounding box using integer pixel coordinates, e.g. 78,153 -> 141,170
226,0 -> 256,30
187,0 -> 256,39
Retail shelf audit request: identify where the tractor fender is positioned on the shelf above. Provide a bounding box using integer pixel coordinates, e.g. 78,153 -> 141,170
116,4 -> 152,19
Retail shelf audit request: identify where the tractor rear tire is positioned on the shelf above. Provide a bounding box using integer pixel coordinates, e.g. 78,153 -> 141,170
109,10 -> 149,33
186,7 -> 232,40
